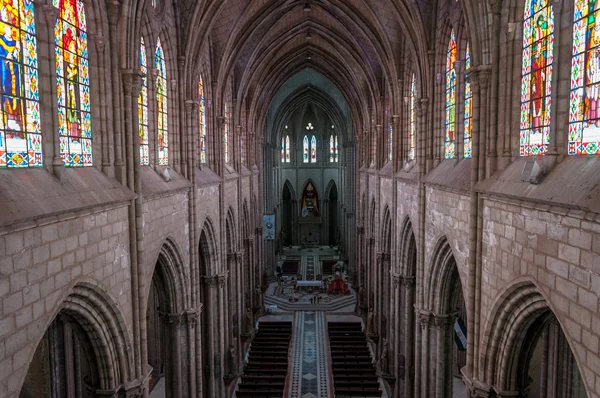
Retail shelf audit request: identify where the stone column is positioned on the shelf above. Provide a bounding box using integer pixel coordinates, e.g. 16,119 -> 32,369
217,274 -> 227,397
202,276 -> 217,397
419,312 -> 432,398
400,276 -> 416,398
190,305 -> 203,398
391,272 -> 401,391
40,5 -> 63,175
159,312 -> 182,397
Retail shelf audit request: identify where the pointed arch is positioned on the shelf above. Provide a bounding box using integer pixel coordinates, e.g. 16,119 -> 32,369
303,135 -> 309,162
445,29 -> 458,159
54,0 -> 92,166
381,205 -> 392,254
398,217 -> 417,276
149,236 -> 190,313
225,206 -> 237,252
155,37 -> 168,165
427,236 -> 464,314
199,217 -> 219,276
283,179 -> 297,201
21,282 -> 134,394
480,280 -> 588,395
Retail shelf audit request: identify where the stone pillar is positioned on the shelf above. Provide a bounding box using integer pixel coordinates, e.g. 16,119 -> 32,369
400,276 -> 416,398
419,312 -> 432,398
391,272 -> 400,391
217,274 -> 227,397
159,312 -> 182,397
202,277 -> 217,397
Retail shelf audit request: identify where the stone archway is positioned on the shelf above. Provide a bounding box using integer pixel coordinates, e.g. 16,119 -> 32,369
478,282 -> 588,398
20,283 -> 134,398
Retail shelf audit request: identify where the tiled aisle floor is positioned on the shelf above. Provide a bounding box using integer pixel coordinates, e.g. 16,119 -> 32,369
289,311 -> 331,398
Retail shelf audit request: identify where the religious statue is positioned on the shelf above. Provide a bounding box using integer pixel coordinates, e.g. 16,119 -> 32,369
301,182 -> 320,217
228,338 -> 238,376
379,338 -> 389,375
246,307 -> 254,333
0,25 -> 22,132
367,308 -> 375,334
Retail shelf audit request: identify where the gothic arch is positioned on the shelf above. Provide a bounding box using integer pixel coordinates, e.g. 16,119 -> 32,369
20,281 -> 134,395
324,179 -> 337,200
426,236 -> 466,314
480,280 -> 589,396
398,217 -> 417,277
199,217 -> 219,276
226,206 -> 238,252
149,236 -> 190,313
381,205 -> 392,254
283,179 -> 297,201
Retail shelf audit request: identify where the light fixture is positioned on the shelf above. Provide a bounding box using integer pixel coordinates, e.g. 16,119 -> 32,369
303,3 -> 312,12
305,32 -> 313,41
306,51 -> 312,60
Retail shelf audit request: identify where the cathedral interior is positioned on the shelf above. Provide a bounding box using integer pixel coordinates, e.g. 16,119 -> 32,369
1,0 -> 600,397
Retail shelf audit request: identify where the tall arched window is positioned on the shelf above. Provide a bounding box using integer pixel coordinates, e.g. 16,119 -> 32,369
335,136 -> 339,162
55,0 -> 92,167
445,29 -> 457,159
569,1 -> 600,155
285,135 -> 290,162
0,0 -> 42,168
464,43 -> 473,158
409,74 -> 416,160
155,38 -> 168,165
139,38 -> 149,165
224,103 -> 229,164
330,135 -> 334,162
281,137 -> 285,162
311,135 -> 317,163
388,121 -> 393,161
521,0 -> 554,156
199,78 -> 207,163
303,135 -> 309,163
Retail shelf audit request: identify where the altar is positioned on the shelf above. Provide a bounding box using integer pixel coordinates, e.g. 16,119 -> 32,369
295,280 -> 323,292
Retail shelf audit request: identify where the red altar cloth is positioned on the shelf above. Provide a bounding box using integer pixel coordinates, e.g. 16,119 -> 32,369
327,279 -> 350,295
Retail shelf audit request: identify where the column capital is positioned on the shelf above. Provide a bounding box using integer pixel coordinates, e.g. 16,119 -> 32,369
159,311 -> 183,326
106,0 -> 121,26
217,274 -> 227,287
41,4 -> 59,25
94,34 -> 106,55
202,275 -> 217,286
477,65 -> 492,90
399,275 -> 415,286
417,311 -> 432,329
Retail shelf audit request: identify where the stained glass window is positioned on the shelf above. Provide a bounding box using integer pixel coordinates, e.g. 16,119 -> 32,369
409,74 -> 416,160
569,0 -> 600,155
285,135 -> 290,162
521,0 -> 554,156
335,136 -> 339,162
281,137 -> 285,162
388,121 -> 393,161
445,30 -> 457,159
138,38 -> 149,165
464,43 -> 473,159
199,78 -> 206,163
311,135 -> 317,163
54,0 -> 91,166
154,38 -> 168,165
303,135 -> 309,163
224,102 -> 229,164
0,0 -> 41,168
330,135 -> 334,162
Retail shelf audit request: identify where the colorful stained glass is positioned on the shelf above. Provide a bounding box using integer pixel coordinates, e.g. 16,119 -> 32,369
224,102 -> 229,164
281,137 -> 285,162
388,121 -> 393,161
311,135 -> 317,163
199,78 -> 206,163
445,30 -> 457,159
409,74 -> 416,160
155,38 -> 168,165
138,38 -> 149,165
285,135 -> 290,162
54,0 -> 91,166
0,0 -> 41,168
335,136 -> 339,162
569,0 -> 600,154
330,135 -> 334,162
303,135 -> 309,163
464,43 -> 473,159
520,0 -> 554,156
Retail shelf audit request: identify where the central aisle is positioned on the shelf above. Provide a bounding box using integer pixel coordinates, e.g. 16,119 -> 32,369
289,311 -> 332,398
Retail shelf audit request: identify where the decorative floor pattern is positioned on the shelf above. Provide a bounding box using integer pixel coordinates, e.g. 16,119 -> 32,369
289,311 -> 330,398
